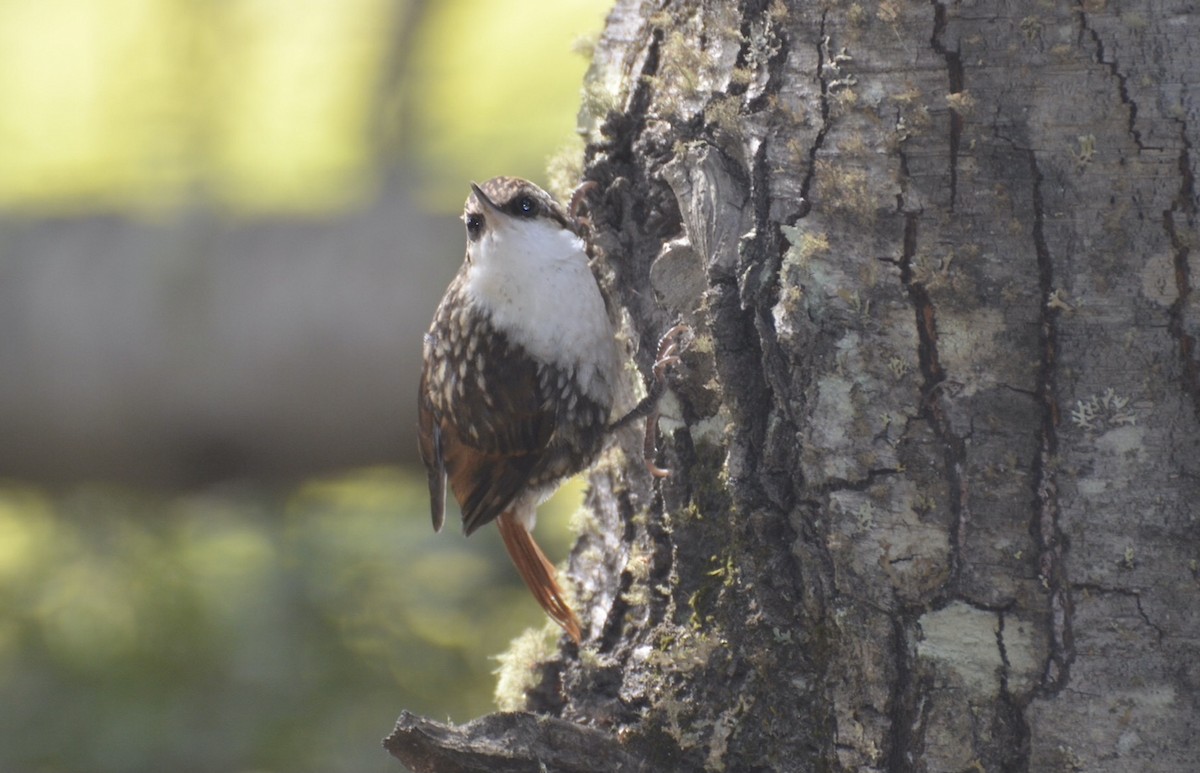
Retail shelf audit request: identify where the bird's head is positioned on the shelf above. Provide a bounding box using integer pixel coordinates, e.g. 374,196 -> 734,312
462,177 -> 579,268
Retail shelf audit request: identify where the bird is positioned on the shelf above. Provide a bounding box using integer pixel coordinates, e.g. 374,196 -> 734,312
417,176 -> 623,643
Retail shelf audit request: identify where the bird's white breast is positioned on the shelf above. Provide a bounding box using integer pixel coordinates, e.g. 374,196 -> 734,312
462,217 -> 619,406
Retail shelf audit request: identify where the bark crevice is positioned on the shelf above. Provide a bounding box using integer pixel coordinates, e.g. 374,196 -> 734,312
1027,149 -> 1073,695
884,612 -> 929,773
929,0 -> 964,210
1072,582 -> 1166,644
1165,123 -> 1200,420
897,212 -> 969,591
799,9 -> 830,201
995,611 -> 1033,772
1075,2 -> 1149,150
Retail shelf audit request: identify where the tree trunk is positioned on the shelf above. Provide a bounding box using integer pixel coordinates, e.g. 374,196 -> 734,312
387,0 -> 1200,770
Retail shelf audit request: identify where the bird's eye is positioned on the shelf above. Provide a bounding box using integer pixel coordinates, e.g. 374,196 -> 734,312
516,196 -> 537,217
465,213 -> 484,239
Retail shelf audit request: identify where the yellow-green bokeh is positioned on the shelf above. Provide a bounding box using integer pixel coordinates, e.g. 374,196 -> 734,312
404,0 -> 609,207
0,471 -> 585,771
0,0 -> 397,213
0,0 -> 609,215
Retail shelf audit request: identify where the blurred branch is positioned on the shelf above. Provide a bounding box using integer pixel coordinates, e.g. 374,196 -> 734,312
372,0 -> 431,158
383,711 -> 647,773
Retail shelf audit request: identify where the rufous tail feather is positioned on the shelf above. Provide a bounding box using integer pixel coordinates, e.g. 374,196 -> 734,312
496,511 -> 582,643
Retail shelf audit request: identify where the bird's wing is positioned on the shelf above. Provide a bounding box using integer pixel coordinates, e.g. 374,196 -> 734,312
417,367 -> 448,532
418,330 -> 556,535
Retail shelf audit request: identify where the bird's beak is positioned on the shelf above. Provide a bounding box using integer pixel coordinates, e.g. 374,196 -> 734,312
469,182 -> 500,215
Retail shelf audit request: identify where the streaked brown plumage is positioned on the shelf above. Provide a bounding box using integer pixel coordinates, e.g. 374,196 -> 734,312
417,177 -> 620,642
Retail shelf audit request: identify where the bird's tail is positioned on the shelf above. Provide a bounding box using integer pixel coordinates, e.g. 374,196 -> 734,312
496,510 -> 582,643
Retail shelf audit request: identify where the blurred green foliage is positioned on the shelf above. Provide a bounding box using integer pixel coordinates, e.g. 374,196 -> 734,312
0,0 -> 609,215
0,469 -> 581,772
404,0 -> 608,207
0,0 -> 398,213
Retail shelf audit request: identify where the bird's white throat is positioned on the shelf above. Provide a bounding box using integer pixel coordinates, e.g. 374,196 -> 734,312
463,216 -> 618,405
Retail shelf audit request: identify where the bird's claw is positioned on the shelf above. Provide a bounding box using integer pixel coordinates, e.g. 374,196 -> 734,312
643,323 -> 690,478
569,180 -> 599,227
645,458 -> 671,478
651,323 -> 688,377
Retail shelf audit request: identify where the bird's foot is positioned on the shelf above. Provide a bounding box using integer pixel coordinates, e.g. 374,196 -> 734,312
643,324 -> 689,478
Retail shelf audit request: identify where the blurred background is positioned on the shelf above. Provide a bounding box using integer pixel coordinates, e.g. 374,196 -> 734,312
0,0 -> 612,770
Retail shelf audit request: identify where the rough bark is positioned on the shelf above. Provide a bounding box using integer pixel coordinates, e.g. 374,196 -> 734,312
388,1 -> 1200,771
